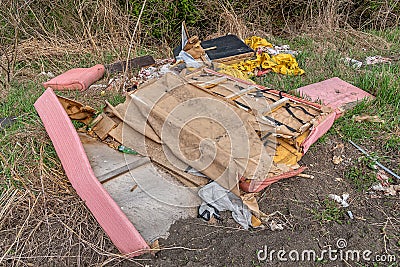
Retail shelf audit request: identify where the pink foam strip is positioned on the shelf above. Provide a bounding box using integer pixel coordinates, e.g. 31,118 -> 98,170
43,64 -> 105,91
34,88 -> 149,256
301,112 -> 336,154
239,167 -> 307,192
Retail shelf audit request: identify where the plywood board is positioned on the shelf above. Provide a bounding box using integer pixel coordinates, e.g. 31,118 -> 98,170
80,134 -> 201,243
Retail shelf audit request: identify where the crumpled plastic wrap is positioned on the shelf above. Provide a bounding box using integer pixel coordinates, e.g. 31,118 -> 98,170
198,182 -> 252,229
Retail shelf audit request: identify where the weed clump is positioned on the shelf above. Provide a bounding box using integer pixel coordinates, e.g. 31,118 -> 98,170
313,199 -> 346,224
345,157 -> 378,192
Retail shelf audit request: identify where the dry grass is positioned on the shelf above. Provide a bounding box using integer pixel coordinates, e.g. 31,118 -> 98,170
304,27 -> 393,52
0,122 -> 148,266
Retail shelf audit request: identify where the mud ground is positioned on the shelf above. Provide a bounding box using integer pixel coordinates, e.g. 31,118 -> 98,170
136,136 -> 399,267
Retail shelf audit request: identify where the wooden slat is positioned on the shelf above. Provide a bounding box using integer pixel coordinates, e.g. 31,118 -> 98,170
198,77 -> 227,89
263,97 -> 290,115
97,157 -> 150,183
225,85 -> 257,100
105,55 -> 155,74
211,51 -> 254,65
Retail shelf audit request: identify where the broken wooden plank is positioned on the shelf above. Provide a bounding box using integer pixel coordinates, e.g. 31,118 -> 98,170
105,55 -> 155,74
97,157 -> 150,183
263,97 -> 290,115
92,114 -> 117,140
198,77 -> 228,89
225,85 -> 257,100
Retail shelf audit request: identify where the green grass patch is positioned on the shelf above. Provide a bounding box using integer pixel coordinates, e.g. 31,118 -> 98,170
345,156 -> 378,192
313,199 -> 346,224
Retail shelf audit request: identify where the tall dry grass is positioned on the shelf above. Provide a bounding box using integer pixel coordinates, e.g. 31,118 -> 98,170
0,0 -> 398,93
1,0 -> 398,49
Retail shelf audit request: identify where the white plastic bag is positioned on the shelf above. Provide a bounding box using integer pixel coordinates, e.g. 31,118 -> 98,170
198,182 -> 252,229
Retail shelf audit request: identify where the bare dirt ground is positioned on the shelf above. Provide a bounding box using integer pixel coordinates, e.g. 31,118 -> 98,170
131,136 -> 399,266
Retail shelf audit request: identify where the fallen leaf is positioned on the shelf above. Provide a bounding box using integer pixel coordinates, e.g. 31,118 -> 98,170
376,170 -> 390,186
371,184 -> 400,196
150,239 -> 160,255
333,155 -> 343,165
208,216 -> 219,225
333,143 -> 344,151
251,215 -> 262,227
353,115 -> 385,123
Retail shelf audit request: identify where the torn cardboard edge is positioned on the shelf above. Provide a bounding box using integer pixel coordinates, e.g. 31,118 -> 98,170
34,88 -> 149,256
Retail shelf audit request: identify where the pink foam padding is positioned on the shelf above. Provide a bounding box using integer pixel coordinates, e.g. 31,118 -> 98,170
43,64 -> 105,91
34,88 -> 149,256
295,77 -> 374,117
301,112 -> 336,154
239,167 -> 307,192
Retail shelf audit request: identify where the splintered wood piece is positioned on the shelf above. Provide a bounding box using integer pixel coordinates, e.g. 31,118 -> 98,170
263,97 -> 290,115
105,55 -> 156,74
203,46 -> 217,51
199,77 -> 227,89
225,86 -> 257,100
93,114 -> 117,140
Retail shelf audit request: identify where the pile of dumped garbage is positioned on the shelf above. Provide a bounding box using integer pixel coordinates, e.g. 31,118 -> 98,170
34,23 -> 397,256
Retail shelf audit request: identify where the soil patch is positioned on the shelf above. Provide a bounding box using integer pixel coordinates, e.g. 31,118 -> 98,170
136,136 -> 400,266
